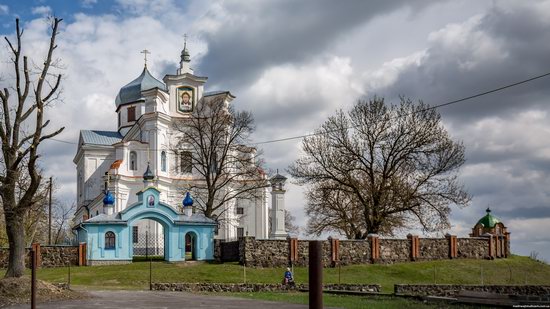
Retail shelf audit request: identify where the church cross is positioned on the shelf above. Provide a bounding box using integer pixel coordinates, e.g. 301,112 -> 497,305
141,49 -> 151,68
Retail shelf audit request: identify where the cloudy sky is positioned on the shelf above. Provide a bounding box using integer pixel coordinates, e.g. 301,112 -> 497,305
1,0 -> 550,260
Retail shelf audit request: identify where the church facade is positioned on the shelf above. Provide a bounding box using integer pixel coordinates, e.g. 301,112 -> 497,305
73,43 -> 278,245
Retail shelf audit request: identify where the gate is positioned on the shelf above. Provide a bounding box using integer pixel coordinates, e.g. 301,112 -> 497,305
133,231 -> 165,257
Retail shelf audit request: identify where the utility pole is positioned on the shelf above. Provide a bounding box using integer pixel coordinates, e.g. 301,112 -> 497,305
48,176 -> 52,245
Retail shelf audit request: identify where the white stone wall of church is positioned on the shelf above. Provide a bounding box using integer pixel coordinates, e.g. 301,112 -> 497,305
76,66 -> 273,241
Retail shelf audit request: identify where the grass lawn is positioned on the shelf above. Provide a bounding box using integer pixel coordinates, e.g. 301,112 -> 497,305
12,255 -> 549,293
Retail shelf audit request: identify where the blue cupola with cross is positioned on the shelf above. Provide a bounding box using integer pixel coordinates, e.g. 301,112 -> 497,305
102,190 -> 115,215
103,190 -> 115,205
183,191 -> 193,217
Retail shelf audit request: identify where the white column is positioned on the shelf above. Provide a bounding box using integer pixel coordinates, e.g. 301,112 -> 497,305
270,186 -> 288,239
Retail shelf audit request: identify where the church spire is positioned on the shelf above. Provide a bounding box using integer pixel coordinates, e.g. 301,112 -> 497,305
141,49 -> 150,69
181,34 -> 190,63
178,34 -> 194,75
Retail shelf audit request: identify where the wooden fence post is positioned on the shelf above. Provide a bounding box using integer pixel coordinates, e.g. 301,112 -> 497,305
31,243 -> 41,268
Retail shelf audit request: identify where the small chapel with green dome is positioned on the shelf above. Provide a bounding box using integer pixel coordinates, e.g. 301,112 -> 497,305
470,208 -> 510,258
470,207 -> 509,237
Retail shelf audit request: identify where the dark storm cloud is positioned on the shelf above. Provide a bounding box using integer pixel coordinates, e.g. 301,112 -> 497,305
360,3 -> 550,260
197,0 -> 434,88
373,3 -> 550,124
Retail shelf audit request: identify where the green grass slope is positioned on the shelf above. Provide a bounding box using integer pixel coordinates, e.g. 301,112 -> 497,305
16,255 -> 550,292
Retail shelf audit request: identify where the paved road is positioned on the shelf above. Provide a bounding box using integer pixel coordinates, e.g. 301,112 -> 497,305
7,290 -> 312,309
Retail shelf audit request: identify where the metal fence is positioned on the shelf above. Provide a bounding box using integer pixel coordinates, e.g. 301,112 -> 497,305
133,232 -> 165,257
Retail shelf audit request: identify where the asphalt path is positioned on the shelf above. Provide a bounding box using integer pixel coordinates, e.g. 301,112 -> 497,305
6,290 -> 313,309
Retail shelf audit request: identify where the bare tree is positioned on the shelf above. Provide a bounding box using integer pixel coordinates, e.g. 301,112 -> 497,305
172,95 -> 267,220
284,209 -> 300,235
0,18 -> 64,277
289,97 -> 470,236
22,179 -> 49,245
51,201 -> 76,245
305,180 -> 404,239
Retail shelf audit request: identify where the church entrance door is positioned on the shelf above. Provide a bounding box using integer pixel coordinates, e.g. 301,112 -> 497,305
185,232 -> 197,260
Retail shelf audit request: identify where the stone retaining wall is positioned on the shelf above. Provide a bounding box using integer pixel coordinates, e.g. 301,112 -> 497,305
0,247 -> 30,268
152,282 -> 381,293
0,244 -> 84,268
418,238 -> 448,261
221,234 -> 499,268
380,239 -> 410,263
338,240 -> 370,266
457,238 -> 488,259
241,238 -> 289,267
395,284 -> 550,297
40,246 -> 79,267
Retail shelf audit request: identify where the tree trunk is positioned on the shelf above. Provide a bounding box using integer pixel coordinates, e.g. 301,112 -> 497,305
4,213 -> 26,277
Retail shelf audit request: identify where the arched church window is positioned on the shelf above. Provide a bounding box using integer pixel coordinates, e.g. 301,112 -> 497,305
105,231 -> 115,249
127,106 -> 136,122
161,151 -> 167,172
210,151 -> 218,174
130,151 -> 137,171
180,151 -> 192,173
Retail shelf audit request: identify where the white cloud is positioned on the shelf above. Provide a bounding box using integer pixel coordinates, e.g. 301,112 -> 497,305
0,4 -> 8,15
3,0 -> 550,261
31,6 -> 52,16
81,0 -> 98,8
427,14 -> 508,71
363,51 -> 426,91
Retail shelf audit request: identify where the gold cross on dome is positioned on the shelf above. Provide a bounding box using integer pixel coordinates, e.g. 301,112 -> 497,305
141,49 -> 151,68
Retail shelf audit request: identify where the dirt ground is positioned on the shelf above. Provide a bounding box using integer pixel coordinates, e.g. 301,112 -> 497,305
0,277 -> 86,307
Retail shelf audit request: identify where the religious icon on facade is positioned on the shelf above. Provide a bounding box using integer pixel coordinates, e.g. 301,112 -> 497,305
148,195 -> 155,207
177,86 -> 194,112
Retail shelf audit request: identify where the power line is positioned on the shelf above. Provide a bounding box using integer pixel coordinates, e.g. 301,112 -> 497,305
50,138 -> 77,145
46,70 -> 550,147
253,71 -> 550,145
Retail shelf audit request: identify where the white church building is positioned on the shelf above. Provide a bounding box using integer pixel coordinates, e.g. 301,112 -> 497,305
73,43 -> 288,247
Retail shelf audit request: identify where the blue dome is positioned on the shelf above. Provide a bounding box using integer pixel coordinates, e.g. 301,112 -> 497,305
115,67 -> 166,107
103,190 -> 115,205
143,163 -> 154,181
182,192 -> 193,207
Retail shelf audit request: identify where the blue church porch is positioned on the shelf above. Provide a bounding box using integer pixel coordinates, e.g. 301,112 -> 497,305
74,187 -> 216,266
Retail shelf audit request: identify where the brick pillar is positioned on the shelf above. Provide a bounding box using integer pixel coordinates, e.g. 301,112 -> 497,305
504,233 -> 511,258
31,243 -> 41,268
446,234 -> 458,259
288,237 -> 298,266
407,234 -> 420,261
367,234 -> 380,263
484,234 -> 494,259
329,237 -> 339,267
78,242 -> 87,266
501,236 -> 505,258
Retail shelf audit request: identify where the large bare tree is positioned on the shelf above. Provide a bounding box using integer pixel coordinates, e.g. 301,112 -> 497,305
0,18 -> 64,277
172,95 -> 267,220
289,97 -> 470,236
305,180 -> 404,239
